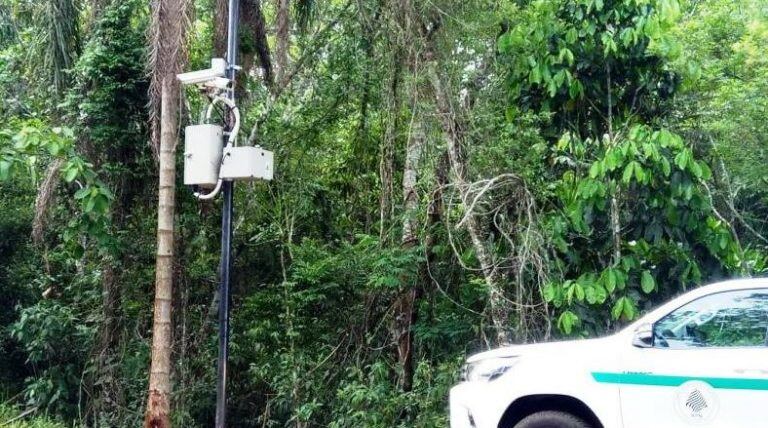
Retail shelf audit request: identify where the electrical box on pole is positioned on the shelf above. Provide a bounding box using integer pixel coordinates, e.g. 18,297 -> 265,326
183,124 -> 223,187
177,59 -> 274,199
220,146 -> 274,181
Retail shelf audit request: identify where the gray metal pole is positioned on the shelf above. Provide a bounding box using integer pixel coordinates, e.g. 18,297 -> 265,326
216,0 -> 239,426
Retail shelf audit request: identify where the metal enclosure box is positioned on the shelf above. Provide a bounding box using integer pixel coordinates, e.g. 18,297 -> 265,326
184,124 -> 223,187
219,146 -> 274,181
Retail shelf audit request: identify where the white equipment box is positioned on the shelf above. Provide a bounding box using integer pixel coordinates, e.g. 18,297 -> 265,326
184,124 -> 223,187
220,146 -> 274,181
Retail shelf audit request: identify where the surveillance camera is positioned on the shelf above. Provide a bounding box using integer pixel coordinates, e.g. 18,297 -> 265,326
177,58 -> 227,85
204,77 -> 232,90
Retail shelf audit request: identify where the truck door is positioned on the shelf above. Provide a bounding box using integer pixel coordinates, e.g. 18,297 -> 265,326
607,289 -> 768,428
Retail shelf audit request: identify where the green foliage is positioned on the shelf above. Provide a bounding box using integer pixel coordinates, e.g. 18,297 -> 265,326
499,0 -> 754,334
10,301 -> 96,416
0,0 -> 766,426
228,235 -> 469,426
673,0 -> 768,252
540,109 -> 743,335
499,0 -> 682,136
0,404 -> 67,428
330,360 -> 458,427
0,121 -> 114,253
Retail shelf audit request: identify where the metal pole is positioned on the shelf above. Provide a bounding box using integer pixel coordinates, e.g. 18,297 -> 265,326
216,0 -> 239,426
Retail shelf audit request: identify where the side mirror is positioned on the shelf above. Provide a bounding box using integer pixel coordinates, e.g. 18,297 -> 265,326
632,324 -> 654,348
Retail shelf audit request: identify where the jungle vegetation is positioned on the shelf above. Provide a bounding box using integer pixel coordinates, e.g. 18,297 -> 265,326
0,0 -> 766,426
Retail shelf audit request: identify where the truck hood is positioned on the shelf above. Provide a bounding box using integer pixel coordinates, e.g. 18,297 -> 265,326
466,337 -> 614,363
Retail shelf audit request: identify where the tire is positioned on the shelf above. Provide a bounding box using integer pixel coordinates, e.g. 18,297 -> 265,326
513,410 -> 592,428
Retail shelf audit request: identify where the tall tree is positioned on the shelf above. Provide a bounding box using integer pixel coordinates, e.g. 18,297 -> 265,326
419,12 -> 512,344
429,61 -> 511,344
387,0 -> 427,392
145,0 -> 191,425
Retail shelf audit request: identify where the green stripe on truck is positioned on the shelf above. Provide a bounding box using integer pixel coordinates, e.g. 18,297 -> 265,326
592,372 -> 768,391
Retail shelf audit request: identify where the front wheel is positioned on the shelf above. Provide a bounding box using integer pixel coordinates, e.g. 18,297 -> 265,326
513,410 -> 592,428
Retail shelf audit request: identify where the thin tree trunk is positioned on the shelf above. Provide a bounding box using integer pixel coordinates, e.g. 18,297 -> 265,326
378,52 -> 401,242
610,193 -> 621,263
427,62 -> 510,345
275,0 -> 290,86
393,114 -> 426,392
145,79 -> 178,428
606,62 -> 621,265
92,261 -> 122,425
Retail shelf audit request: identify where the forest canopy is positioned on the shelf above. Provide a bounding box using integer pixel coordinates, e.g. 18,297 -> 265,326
0,0 -> 766,426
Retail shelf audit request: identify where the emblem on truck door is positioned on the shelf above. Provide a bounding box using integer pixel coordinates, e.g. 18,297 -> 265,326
674,381 -> 719,424
685,388 -> 708,415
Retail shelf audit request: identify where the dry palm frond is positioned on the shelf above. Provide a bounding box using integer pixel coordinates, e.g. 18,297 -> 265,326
32,158 -> 64,246
44,0 -> 80,95
0,3 -> 17,47
294,0 -> 315,34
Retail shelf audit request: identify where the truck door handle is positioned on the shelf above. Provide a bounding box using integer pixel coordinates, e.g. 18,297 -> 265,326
734,368 -> 768,376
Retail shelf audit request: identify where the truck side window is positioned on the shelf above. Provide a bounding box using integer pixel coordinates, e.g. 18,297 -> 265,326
653,289 -> 768,349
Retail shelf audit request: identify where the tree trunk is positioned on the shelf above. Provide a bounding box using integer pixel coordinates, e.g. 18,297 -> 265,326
610,192 -> 621,264
427,61 -> 510,345
421,151 -> 448,285
213,0 -> 228,57
389,0 -> 428,392
275,0 -> 290,86
378,50 -> 401,242
606,62 -> 621,265
215,0 -> 273,93
241,0 -> 273,87
145,79 -> 178,428
92,261 -> 123,426
393,114 -> 426,392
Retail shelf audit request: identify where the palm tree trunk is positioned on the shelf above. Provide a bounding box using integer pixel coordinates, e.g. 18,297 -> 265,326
145,0 -> 189,422
144,79 -> 178,428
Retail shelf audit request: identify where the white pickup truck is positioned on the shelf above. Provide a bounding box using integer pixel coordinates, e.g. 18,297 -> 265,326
450,279 -> 768,428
